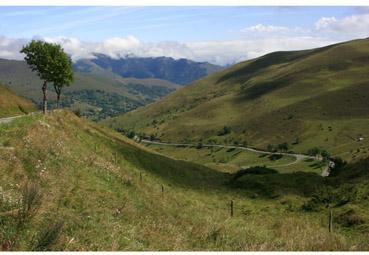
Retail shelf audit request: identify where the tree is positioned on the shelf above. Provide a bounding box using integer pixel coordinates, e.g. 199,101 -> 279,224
21,40 -> 74,113
267,144 -> 274,152
277,142 -> 289,152
320,149 -> 330,161
126,130 -> 136,139
52,48 -> 73,108
307,147 -> 321,157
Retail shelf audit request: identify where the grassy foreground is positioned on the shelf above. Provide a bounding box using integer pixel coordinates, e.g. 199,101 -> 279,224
1,110 -> 369,250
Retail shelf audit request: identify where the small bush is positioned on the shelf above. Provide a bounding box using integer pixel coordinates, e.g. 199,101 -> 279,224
231,166 -> 278,181
217,126 -> 231,136
336,209 -> 365,227
277,142 -> 289,152
267,144 -> 274,152
18,182 -> 42,223
32,219 -> 64,251
269,154 -> 282,161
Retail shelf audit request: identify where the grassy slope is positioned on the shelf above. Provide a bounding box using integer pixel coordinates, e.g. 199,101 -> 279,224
0,84 -> 36,118
104,38 -> 369,161
1,110 -> 369,250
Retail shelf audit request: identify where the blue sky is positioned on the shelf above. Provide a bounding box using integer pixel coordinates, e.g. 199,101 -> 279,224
0,6 -> 361,41
0,6 -> 368,64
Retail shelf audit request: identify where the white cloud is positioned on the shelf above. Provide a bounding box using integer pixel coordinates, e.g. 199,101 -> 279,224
0,36 -> 28,60
241,24 -> 289,33
43,36 -> 95,60
0,12 -> 367,66
0,34 -> 344,66
315,14 -> 369,37
315,17 -> 337,30
98,36 -> 141,58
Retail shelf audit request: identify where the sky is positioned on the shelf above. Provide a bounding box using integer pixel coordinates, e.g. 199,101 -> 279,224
0,6 -> 368,65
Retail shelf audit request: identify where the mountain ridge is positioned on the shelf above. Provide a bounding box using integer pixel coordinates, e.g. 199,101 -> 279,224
76,53 -> 223,85
103,38 -> 369,161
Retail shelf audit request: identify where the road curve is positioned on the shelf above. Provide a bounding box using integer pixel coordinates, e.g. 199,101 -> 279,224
141,139 -> 331,176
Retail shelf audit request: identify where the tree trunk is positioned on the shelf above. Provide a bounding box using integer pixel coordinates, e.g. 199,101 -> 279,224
56,93 -> 60,109
54,85 -> 62,109
42,81 -> 47,114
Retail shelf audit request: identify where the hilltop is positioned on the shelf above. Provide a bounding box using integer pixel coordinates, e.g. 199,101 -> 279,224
1,110 -> 369,250
0,83 -> 36,118
104,38 -> 369,161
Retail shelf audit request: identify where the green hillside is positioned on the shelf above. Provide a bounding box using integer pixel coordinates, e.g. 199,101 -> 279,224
104,38 -> 369,161
0,84 -> 36,118
1,110 -> 369,250
0,58 -> 179,120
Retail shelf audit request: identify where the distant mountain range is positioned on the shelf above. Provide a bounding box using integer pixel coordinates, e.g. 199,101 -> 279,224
0,56 -> 222,120
75,54 -> 223,85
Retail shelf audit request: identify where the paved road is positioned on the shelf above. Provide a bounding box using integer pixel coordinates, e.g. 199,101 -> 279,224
0,115 -> 26,124
0,111 -> 41,125
141,139 -> 331,176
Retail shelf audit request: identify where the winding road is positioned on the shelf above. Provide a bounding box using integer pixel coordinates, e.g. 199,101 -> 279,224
0,114 -> 331,176
140,139 -> 331,176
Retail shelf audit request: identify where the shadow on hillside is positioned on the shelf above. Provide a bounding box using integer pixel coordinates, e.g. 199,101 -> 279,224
97,126 -> 326,196
228,166 -> 324,199
115,138 -> 326,198
93,124 -> 369,203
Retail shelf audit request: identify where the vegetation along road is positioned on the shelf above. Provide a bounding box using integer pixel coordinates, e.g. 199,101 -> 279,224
0,114 -> 331,176
141,139 -> 332,176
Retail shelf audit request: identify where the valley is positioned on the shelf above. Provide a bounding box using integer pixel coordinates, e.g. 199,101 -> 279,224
0,56 -> 221,120
142,139 -> 326,174
1,110 -> 369,251
1,36 -> 369,251
105,38 -> 369,163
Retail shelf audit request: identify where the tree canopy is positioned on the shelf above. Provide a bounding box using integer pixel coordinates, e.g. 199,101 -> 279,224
21,40 -> 74,111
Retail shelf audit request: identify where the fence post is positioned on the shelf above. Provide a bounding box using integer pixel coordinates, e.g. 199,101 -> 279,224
329,210 -> 333,233
230,200 -> 234,217
161,185 -> 164,194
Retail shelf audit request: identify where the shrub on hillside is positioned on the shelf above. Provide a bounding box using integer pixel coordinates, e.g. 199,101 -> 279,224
217,126 -> 231,136
277,142 -> 289,152
336,209 -> 365,227
32,219 -> 64,251
18,182 -> 42,223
